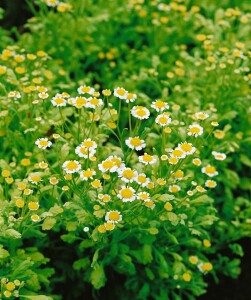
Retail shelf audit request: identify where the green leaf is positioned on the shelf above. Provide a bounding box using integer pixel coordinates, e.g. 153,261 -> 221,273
73,257 -> 90,271
0,246 -> 9,259
167,212 -> 179,226
19,295 -> 53,300
4,228 -> 21,239
66,221 -> 78,231
240,154 -> 251,167
42,217 -> 56,230
79,239 -> 95,249
90,264 -> 106,289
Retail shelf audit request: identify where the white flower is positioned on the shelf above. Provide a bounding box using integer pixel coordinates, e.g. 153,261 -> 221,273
87,97 -> 104,109
169,185 -> 181,193
35,138 -> 52,149
170,147 -> 186,159
131,106 -> 150,120
125,92 -> 137,103
195,112 -> 209,120
187,124 -> 203,137
105,210 -> 122,223
62,160 -> 81,174
51,94 -> 67,107
212,151 -> 227,160
125,136 -> 146,151
79,168 -> 96,180
71,96 -> 89,109
77,85 -> 94,95
137,192 -> 150,201
83,227 -> 90,232
201,165 -> 218,177
135,173 -> 150,187
178,142 -> 196,155
114,87 -> 127,99
139,153 -> 157,165
151,100 -> 169,112
118,168 -> 138,183
117,186 -> 136,202
155,113 -> 172,126
81,139 -> 97,150
75,143 -> 96,159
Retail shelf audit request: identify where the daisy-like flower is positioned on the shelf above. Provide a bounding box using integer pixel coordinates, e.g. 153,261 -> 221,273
8,91 -> 21,99
91,179 -> 102,189
105,210 -> 122,223
77,85 -> 94,95
28,201 -> 39,211
158,3 -> 170,11
98,158 -> 118,173
205,180 -> 217,188
137,192 -> 150,201
135,173 -> 150,187
145,201 -> 155,209
50,177 -> 59,185
168,157 -> 179,165
196,185 -> 206,193
35,138 -> 52,149
170,148 -> 186,159
173,170 -> 184,180
198,262 -> 213,273
125,136 -> 146,151
51,94 -> 67,107
164,202 -> 173,211
178,142 -> 196,155
155,113 -> 172,126
156,178 -> 166,185
87,97 -> 104,109
139,153 -> 157,165
118,167 -> 137,183
62,160 -> 81,174
38,92 -> 49,99
79,168 -> 96,181
75,144 -> 96,159
187,124 -> 203,137
114,87 -> 127,99
24,188 -> 33,195
195,112 -> 209,120
169,185 -> 181,193
131,106 -> 150,120
31,214 -> 40,222
102,89 -> 112,96
151,100 -> 169,112
192,158 -> 202,166
71,96 -> 88,109
201,165 -> 218,177
38,161 -> 48,169
28,175 -> 42,185
81,138 -> 97,150
117,186 -> 136,202
212,151 -> 227,160
125,92 -> 137,103
99,194 -> 111,203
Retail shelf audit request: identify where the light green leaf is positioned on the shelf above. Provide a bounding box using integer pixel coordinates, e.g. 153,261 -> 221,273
90,264 -> 106,289
42,217 -> 56,231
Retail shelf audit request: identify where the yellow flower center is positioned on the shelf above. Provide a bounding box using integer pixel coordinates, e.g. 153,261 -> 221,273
66,161 -> 79,170
103,160 -> 114,169
122,169 -> 135,179
189,127 -> 200,134
205,166 -> 216,174
155,100 -> 165,108
121,188 -> 133,198
39,140 -> 49,147
138,175 -> 146,183
117,89 -> 126,96
108,211 -> 120,221
142,154 -> 153,162
54,97 -> 65,104
130,137 -> 142,146
172,149 -> 184,157
180,143 -> 193,152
